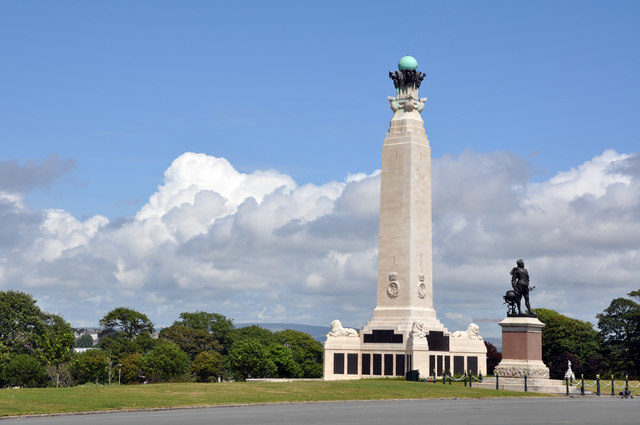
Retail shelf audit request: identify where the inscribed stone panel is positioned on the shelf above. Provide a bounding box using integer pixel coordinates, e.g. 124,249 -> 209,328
362,354 -> 371,375
334,353 -> 344,374
347,353 -> 358,375
384,354 -> 394,375
373,354 -> 382,375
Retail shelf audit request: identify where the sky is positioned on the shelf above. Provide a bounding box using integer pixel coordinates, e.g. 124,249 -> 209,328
0,1 -> 639,337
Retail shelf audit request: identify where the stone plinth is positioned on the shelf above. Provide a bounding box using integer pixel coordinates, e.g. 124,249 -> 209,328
494,317 -> 549,379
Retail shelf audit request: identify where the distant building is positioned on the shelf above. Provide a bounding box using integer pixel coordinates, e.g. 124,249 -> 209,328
72,327 -> 101,345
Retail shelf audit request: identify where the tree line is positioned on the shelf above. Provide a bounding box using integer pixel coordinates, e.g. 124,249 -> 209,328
0,291 -> 323,387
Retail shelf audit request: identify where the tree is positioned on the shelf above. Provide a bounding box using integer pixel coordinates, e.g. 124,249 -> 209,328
99,307 -> 154,339
225,339 -> 276,381
75,334 -> 94,348
134,332 -> 157,354
98,334 -> 138,363
70,349 -> 110,384
628,289 -> 640,303
0,291 -> 46,356
597,297 -> 640,378
267,343 -> 301,378
3,354 -> 47,388
229,325 -> 277,348
484,341 -> 502,375
0,342 -> 10,387
536,308 -> 603,379
41,314 -> 75,387
174,311 -> 234,351
275,329 -> 323,377
120,352 -> 143,384
159,325 -> 221,360
142,340 -> 190,382
191,351 -> 223,382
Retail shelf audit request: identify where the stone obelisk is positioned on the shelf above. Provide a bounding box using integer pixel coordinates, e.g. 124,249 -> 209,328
323,56 -> 486,380
365,55 -> 445,332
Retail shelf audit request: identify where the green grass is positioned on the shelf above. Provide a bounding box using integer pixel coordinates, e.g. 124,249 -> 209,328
0,380 -> 553,417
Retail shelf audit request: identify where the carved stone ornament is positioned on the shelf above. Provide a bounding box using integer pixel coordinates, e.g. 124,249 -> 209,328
450,323 -> 483,340
411,320 -> 427,339
388,95 -> 426,113
326,320 -> 358,338
387,272 -> 399,298
417,273 -> 427,299
494,364 -> 550,379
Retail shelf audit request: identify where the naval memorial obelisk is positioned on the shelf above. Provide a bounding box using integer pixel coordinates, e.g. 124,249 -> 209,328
324,56 -> 487,379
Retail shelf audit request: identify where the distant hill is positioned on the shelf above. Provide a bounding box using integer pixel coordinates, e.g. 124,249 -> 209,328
236,322 -> 330,341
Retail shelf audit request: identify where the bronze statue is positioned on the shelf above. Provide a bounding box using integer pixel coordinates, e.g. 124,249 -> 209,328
509,259 -> 536,316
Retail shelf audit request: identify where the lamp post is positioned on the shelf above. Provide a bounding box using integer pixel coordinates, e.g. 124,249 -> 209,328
118,364 -> 122,385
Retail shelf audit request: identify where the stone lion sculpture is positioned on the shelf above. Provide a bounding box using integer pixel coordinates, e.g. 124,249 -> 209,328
450,323 -> 482,340
411,320 -> 427,339
327,320 -> 358,337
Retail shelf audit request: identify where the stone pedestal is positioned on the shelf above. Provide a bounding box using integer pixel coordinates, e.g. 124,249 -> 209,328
494,317 -> 549,379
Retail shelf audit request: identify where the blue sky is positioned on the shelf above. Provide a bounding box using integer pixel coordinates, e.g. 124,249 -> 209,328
0,1 -> 639,333
2,1 -> 638,219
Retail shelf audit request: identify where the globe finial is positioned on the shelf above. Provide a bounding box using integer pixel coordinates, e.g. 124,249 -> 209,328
398,55 -> 418,70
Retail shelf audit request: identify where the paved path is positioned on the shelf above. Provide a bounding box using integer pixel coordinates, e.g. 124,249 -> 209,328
2,398 -> 638,425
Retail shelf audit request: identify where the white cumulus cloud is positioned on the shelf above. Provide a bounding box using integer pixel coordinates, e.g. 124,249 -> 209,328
0,149 -> 639,336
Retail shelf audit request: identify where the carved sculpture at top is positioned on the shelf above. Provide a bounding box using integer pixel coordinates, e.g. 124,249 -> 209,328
327,320 -> 358,337
451,323 -> 483,340
507,259 -> 536,316
410,320 -> 427,339
387,68 -> 427,114
389,69 -> 426,91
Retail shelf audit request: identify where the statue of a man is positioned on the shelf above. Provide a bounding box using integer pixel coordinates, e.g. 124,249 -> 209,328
510,259 -> 534,315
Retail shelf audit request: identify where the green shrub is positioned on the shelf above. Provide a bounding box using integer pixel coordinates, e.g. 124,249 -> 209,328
142,340 -> 190,382
70,350 -> 110,384
191,351 -> 222,382
45,363 -> 73,387
301,359 -> 323,378
120,352 -> 143,384
4,354 -> 48,387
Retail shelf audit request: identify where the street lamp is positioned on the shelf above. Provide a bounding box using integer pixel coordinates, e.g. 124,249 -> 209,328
118,364 -> 122,385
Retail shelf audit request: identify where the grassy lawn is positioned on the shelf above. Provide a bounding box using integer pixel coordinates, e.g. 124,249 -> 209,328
0,380 -> 553,417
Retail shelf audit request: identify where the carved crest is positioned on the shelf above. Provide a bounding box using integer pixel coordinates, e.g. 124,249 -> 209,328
417,273 -> 427,299
387,272 -> 399,298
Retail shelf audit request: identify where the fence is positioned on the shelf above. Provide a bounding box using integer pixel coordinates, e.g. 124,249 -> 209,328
568,374 -> 640,396
420,370 -> 639,396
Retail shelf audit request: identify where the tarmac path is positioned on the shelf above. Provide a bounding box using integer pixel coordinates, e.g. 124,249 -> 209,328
2,397 -> 637,425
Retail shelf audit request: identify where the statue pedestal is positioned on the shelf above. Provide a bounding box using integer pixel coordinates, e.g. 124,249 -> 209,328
475,316 -> 572,393
494,317 -> 549,379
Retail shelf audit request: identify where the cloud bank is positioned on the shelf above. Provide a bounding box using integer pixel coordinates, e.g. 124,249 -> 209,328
1,150 -> 638,336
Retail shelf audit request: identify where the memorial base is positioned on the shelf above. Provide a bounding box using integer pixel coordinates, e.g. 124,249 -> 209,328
494,316 -> 550,379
